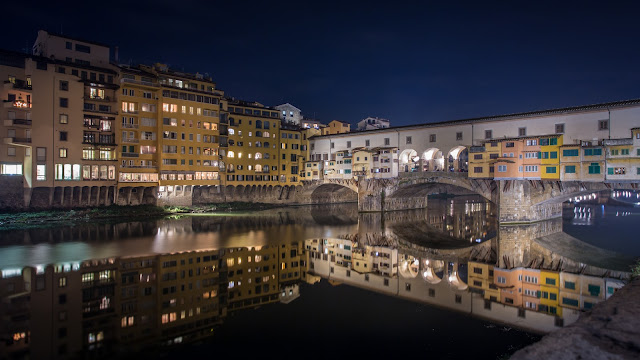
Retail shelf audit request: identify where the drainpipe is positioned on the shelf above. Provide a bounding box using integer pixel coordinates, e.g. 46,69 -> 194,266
471,123 -> 474,146
607,108 -> 611,140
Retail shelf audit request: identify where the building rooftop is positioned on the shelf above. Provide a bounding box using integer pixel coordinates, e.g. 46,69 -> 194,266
313,98 -> 640,139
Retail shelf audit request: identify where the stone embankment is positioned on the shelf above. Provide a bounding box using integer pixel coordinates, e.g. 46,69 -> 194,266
511,277 -> 640,360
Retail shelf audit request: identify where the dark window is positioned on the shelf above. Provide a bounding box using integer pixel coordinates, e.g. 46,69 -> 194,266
598,119 -> 609,130
75,44 -> 91,53
60,131 -> 68,141
65,41 -> 72,49
456,132 -> 463,140
485,130 -> 492,139
555,123 -> 565,133
59,98 -> 68,107
36,61 -> 47,70
59,80 -> 68,91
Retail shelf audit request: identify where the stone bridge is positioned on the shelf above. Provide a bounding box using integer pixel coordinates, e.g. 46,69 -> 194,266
299,172 -> 640,223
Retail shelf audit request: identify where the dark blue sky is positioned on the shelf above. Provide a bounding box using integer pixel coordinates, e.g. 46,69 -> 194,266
3,1 -> 640,126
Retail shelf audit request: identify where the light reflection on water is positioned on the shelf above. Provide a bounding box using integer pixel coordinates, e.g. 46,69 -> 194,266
0,197 -> 635,359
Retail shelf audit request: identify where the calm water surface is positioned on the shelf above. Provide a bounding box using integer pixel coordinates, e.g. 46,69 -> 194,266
0,196 -> 637,359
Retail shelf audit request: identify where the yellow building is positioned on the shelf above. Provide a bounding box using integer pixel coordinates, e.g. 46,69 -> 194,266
322,120 -> 351,135
223,245 -> 280,311
279,125 -> 306,185
117,66 -> 161,190
223,99 -> 281,186
539,135 -> 562,179
468,261 -> 500,301
155,64 -> 224,199
539,270 -> 562,317
469,143 -> 500,178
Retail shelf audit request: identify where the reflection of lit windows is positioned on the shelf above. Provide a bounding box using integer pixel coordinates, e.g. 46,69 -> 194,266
99,296 -> 110,310
121,316 -> 134,328
228,281 -> 235,289
82,273 -> 94,284
226,258 -> 234,267
88,331 -> 104,343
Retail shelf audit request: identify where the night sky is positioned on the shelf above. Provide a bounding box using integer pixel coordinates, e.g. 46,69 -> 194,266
2,1 -> 640,126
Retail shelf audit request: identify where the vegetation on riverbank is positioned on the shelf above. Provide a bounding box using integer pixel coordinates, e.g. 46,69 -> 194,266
0,202 -> 286,230
632,259 -> 640,278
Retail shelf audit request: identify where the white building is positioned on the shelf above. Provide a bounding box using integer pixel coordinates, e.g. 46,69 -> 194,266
357,116 -> 390,131
275,103 -> 303,125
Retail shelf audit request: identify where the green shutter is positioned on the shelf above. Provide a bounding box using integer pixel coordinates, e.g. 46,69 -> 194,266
608,168 -> 613,175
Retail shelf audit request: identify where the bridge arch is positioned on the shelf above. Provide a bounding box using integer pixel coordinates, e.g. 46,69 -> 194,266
398,255 -> 420,279
422,148 -> 444,172
309,183 -> 358,204
399,149 -> 418,172
422,259 -> 444,284
446,146 -> 468,172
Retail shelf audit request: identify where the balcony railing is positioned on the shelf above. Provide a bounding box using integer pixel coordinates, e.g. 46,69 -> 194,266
121,123 -> 139,129
4,119 -> 31,126
3,80 -> 31,91
83,140 -> 116,146
83,104 -> 117,115
3,100 -> 31,109
121,152 -> 139,158
4,137 -> 32,145
121,164 -> 156,168
122,138 -> 139,143
83,95 -> 113,102
120,78 -> 160,87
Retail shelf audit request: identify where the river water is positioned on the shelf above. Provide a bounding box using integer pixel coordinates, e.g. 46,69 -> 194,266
0,195 -> 638,359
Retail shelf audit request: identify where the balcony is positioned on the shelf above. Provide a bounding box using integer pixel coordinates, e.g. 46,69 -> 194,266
122,164 -> 156,169
84,95 -> 114,102
121,123 -> 139,129
121,78 -> 160,88
83,140 -> 116,146
4,137 -> 32,146
122,138 -> 139,143
3,100 -> 31,109
3,80 -> 31,91
83,104 -> 117,115
4,119 -> 31,127
121,152 -> 139,158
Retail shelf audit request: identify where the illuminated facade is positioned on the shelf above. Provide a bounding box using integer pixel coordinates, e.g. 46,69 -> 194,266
1,31 -> 119,207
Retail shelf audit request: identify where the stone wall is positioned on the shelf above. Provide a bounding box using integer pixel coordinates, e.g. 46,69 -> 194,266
511,277 -> 640,360
0,175 -> 26,210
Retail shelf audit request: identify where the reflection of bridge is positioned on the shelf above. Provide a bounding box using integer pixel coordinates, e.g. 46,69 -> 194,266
300,171 -> 639,223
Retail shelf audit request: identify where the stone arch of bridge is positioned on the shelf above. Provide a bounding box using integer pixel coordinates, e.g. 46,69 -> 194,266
388,180 -> 493,203
308,183 -> 358,204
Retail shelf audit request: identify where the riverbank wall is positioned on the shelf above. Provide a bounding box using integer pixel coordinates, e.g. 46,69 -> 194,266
511,276 -> 640,360
0,184 -> 359,211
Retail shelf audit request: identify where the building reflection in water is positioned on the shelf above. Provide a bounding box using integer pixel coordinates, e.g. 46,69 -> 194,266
0,199 -> 633,359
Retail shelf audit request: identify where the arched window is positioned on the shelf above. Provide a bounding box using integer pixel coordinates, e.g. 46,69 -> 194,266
256,120 -> 262,129
255,141 -> 262,147
256,164 -> 263,172
227,150 -> 235,158
264,121 -> 269,129
228,128 -> 235,135
264,142 -> 270,148
255,152 -> 262,159
263,131 -> 270,138
256,131 -> 262,137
